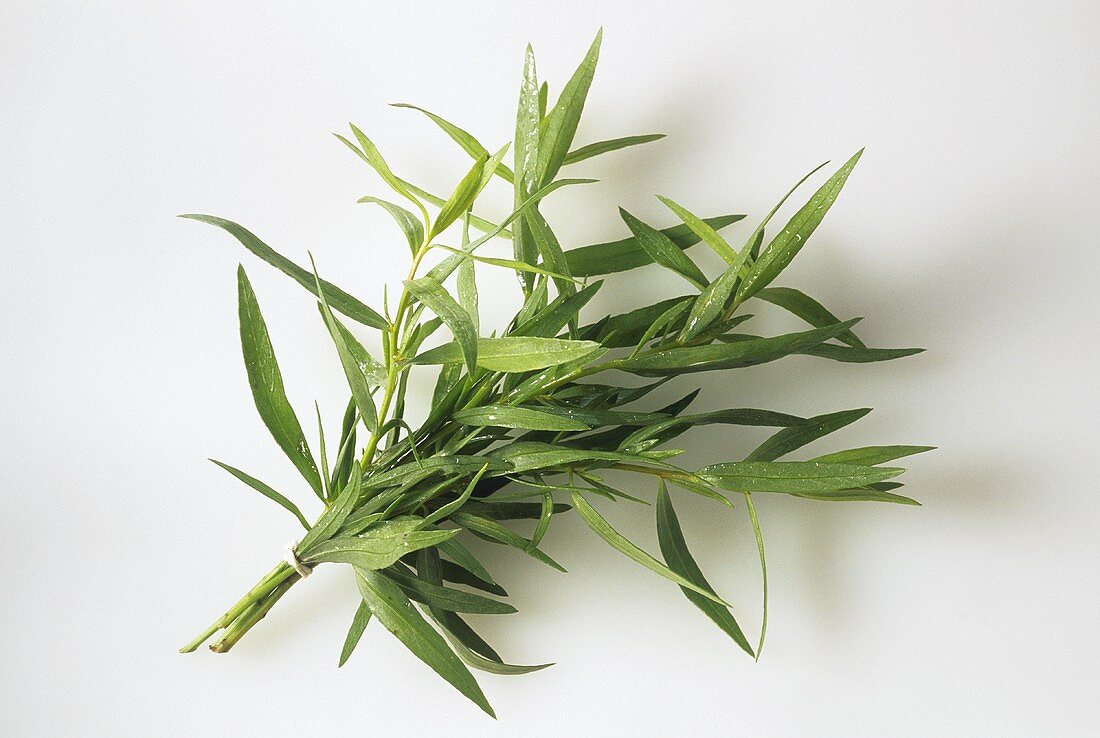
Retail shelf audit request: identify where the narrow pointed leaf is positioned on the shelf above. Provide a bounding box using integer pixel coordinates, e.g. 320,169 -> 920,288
800,344 -> 925,363
746,408 -> 872,462
570,491 -> 731,606
341,124 -> 428,224
405,276 -> 478,373
737,150 -> 863,301
236,266 -> 323,497
566,215 -> 745,277
619,208 -> 708,289
619,319 -> 862,376
304,524 -> 460,571
338,600 -> 372,667
357,197 -> 424,257
450,511 -> 566,572
431,153 -> 490,239
657,195 -> 739,264
209,459 -> 309,529
355,568 -> 494,717
453,405 -> 590,431
182,215 -> 386,328
536,30 -> 601,187
412,336 -> 601,373
391,103 -> 515,182
755,286 -> 864,347
564,134 -> 665,166
811,445 -> 935,466
697,461 -> 904,494
311,258 -> 380,433
656,482 -> 753,656
677,263 -> 742,342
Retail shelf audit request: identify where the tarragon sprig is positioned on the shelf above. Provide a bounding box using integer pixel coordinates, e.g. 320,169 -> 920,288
179,30 -> 930,718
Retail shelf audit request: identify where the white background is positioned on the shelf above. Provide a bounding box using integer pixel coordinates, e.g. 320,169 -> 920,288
2,1 -> 1098,735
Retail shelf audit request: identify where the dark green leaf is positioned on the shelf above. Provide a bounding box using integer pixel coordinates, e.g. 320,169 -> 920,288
338,600 -> 371,667
181,215 -> 387,329
755,286 -> 864,348
737,151 -> 863,301
619,208 -> 708,289
566,215 -> 745,278
236,266 -> 323,497
564,134 -> 665,166
355,568 -> 494,717
811,445 -> 935,466
312,257 -> 380,433
800,344 -> 925,363
618,320 -> 862,376
656,482 -> 753,656
450,511 -> 566,572
746,408 -> 871,462
697,461 -> 904,494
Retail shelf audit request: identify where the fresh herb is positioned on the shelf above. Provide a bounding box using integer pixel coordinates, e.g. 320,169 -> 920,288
179,31 -> 930,717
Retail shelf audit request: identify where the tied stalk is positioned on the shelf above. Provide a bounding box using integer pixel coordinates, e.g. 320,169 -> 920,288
178,30 -> 929,717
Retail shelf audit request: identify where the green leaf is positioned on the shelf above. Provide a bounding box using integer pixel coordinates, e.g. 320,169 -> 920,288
738,160 -> 830,263
385,568 -> 517,614
676,262 -> 742,342
311,257 -> 380,433
570,491 -> 730,606
434,615 -> 554,675
304,522 -> 460,571
793,489 -> 920,505
619,208 -> 708,289
391,103 -> 515,183
357,197 -> 424,257
436,537 -> 500,589
397,178 -> 511,239
744,492 -> 767,660
800,344 -> 925,363
657,196 -> 739,265
746,408 -> 871,462
697,461 -> 904,494
431,153 -> 490,239
299,464 -> 362,552
235,266 -> 323,498
536,29 -> 601,187
436,560 -> 507,598
453,405 -> 590,431
339,124 -> 429,226
566,215 -> 745,277
361,456 -> 510,491
209,459 -> 309,529
513,44 -> 542,291
755,286 -> 864,348
432,246 -> 580,284
737,150 -> 863,301
564,134 -> 665,166
355,568 -> 494,717
618,319 -> 862,376
656,482 -> 753,656
427,178 -> 597,284
524,208 -> 576,296
621,408 -> 808,452
513,280 -> 602,338
322,311 -> 386,386
456,220 -> 479,333
413,336 -> 601,372
405,276 -> 479,373
811,445 -> 935,466
181,215 -> 387,329
450,511 -> 567,572
489,441 -> 670,474
338,600 -> 371,667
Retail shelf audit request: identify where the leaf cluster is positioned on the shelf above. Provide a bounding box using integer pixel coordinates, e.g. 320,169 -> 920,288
179,31 -> 929,717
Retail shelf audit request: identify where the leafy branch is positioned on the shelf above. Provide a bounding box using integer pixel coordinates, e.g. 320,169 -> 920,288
178,30 -> 930,718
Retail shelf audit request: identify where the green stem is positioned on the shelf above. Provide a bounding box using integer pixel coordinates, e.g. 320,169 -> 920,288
180,562 -> 297,653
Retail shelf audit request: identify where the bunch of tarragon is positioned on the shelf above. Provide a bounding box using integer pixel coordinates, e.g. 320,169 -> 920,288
179,31 -> 929,717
